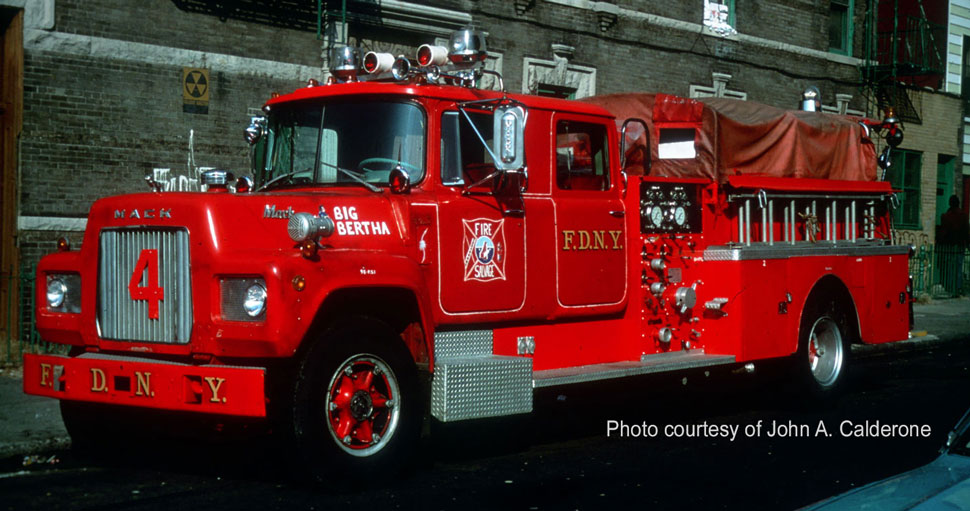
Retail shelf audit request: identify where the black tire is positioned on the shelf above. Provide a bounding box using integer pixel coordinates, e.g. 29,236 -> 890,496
289,317 -> 420,482
60,400 -> 145,456
796,298 -> 852,397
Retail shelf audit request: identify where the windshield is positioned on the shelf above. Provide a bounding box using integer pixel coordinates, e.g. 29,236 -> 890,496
256,100 -> 426,190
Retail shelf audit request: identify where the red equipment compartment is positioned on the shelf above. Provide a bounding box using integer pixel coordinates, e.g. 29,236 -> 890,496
23,353 -> 266,417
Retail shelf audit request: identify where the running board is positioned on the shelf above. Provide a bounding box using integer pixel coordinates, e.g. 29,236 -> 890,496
532,350 -> 736,388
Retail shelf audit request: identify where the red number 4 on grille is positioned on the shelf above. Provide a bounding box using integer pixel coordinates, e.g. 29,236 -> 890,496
128,249 -> 165,320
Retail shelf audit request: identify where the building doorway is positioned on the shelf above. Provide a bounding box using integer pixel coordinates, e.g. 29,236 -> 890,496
0,7 -> 22,363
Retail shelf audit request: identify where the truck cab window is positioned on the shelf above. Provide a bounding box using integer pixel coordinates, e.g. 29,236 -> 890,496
263,108 -> 322,186
556,121 -> 609,191
261,101 -> 426,190
440,110 -> 495,187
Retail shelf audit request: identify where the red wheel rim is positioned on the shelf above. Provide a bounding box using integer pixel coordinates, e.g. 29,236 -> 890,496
325,354 -> 400,457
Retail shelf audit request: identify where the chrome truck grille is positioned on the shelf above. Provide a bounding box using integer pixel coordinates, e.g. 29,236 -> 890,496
98,228 -> 192,344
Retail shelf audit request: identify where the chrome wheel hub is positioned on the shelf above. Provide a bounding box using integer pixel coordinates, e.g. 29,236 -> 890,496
807,316 -> 844,388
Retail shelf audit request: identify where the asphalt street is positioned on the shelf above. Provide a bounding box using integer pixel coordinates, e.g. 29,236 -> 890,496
1,335 -> 969,510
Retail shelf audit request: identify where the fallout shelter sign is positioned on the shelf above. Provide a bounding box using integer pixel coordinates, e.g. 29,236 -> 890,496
182,67 -> 209,114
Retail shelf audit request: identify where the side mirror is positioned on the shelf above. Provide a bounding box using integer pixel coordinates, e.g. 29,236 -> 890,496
493,105 -> 526,171
245,116 -> 267,145
620,118 -> 650,174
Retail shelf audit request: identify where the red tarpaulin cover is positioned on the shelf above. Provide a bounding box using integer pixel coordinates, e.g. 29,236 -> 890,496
581,93 -> 877,182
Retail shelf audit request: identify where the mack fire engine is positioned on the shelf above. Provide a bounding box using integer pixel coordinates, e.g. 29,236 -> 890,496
24,28 -> 912,478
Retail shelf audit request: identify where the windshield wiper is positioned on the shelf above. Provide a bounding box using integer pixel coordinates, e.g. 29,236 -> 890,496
320,161 -> 381,193
257,169 -> 304,191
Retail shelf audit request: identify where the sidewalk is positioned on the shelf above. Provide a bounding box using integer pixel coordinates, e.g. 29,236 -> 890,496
0,298 -> 967,463
0,366 -> 69,461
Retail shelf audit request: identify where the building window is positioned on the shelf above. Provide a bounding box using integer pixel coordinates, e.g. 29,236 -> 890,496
962,36 -> 970,114
703,0 -> 736,33
828,0 -> 853,55
537,84 -> 577,99
888,149 -> 922,229
936,155 -> 955,226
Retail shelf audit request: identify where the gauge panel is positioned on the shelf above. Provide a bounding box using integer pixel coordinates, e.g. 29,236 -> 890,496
639,182 -> 702,234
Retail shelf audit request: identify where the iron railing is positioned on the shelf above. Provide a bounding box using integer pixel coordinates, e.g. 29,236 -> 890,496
863,15 -> 947,81
1,265 -> 63,366
910,244 -> 970,299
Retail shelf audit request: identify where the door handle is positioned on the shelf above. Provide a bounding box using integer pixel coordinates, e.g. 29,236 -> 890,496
609,210 -> 625,218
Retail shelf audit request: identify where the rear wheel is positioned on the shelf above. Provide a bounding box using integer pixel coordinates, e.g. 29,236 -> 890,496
797,301 -> 851,396
290,318 -> 420,482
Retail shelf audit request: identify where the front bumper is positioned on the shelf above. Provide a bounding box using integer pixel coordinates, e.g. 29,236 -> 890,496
23,353 -> 267,418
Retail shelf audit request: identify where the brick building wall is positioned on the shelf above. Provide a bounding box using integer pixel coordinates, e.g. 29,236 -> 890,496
13,0 -> 325,267
443,0 -> 865,110
5,0 -> 958,269
886,90 -> 965,246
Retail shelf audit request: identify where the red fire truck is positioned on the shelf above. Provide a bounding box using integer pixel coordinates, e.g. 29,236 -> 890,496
23,28 -> 911,478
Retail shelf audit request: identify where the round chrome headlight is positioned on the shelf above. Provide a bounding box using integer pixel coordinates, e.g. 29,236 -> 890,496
47,279 -> 67,308
243,284 -> 267,317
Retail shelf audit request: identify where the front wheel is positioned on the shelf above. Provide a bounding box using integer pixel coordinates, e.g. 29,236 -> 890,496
60,400 -> 150,456
290,318 -> 420,482
797,305 -> 850,397
324,353 -> 402,456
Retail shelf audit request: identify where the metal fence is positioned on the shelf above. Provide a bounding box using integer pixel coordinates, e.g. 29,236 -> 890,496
1,265 -> 63,367
910,244 -> 970,299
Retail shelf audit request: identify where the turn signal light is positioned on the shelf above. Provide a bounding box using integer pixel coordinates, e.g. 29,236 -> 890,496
301,239 -> 318,259
389,166 -> 411,194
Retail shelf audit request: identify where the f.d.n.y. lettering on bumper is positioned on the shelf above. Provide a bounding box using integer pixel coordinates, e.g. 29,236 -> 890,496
23,353 -> 266,417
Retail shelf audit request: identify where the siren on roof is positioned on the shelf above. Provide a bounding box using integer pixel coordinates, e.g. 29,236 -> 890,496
327,26 -> 497,90
447,26 -> 487,67
800,86 -> 821,112
329,45 -> 360,82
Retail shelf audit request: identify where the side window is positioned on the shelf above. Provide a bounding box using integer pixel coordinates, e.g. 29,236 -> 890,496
556,120 -> 610,191
658,128 -> 697,159
441,110 -> 495,187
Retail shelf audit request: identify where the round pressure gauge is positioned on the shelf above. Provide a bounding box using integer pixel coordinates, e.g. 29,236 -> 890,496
674,206 -> 686,226
650,207 -> 664,227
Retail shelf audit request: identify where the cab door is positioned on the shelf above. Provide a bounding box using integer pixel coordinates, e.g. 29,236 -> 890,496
436,108 -> 526,314
552,116 -> 627,307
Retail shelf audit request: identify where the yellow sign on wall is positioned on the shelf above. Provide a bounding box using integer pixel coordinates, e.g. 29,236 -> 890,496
182,67 -> 209,114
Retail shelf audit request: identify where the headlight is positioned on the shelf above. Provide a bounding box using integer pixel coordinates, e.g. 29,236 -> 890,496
219,277 -> 267,322
243,284 -> 267,317
46,279 -> 66,308
46,274 -> 81,313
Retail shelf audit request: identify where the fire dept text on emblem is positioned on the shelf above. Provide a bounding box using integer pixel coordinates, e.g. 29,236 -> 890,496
462,218 -> 506,282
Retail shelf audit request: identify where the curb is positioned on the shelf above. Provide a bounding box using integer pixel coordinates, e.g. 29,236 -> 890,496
851,333 -> 956,358
0,437 -> 71,465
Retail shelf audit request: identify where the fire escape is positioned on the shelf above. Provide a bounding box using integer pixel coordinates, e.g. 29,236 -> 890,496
860,0 -> 947,123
